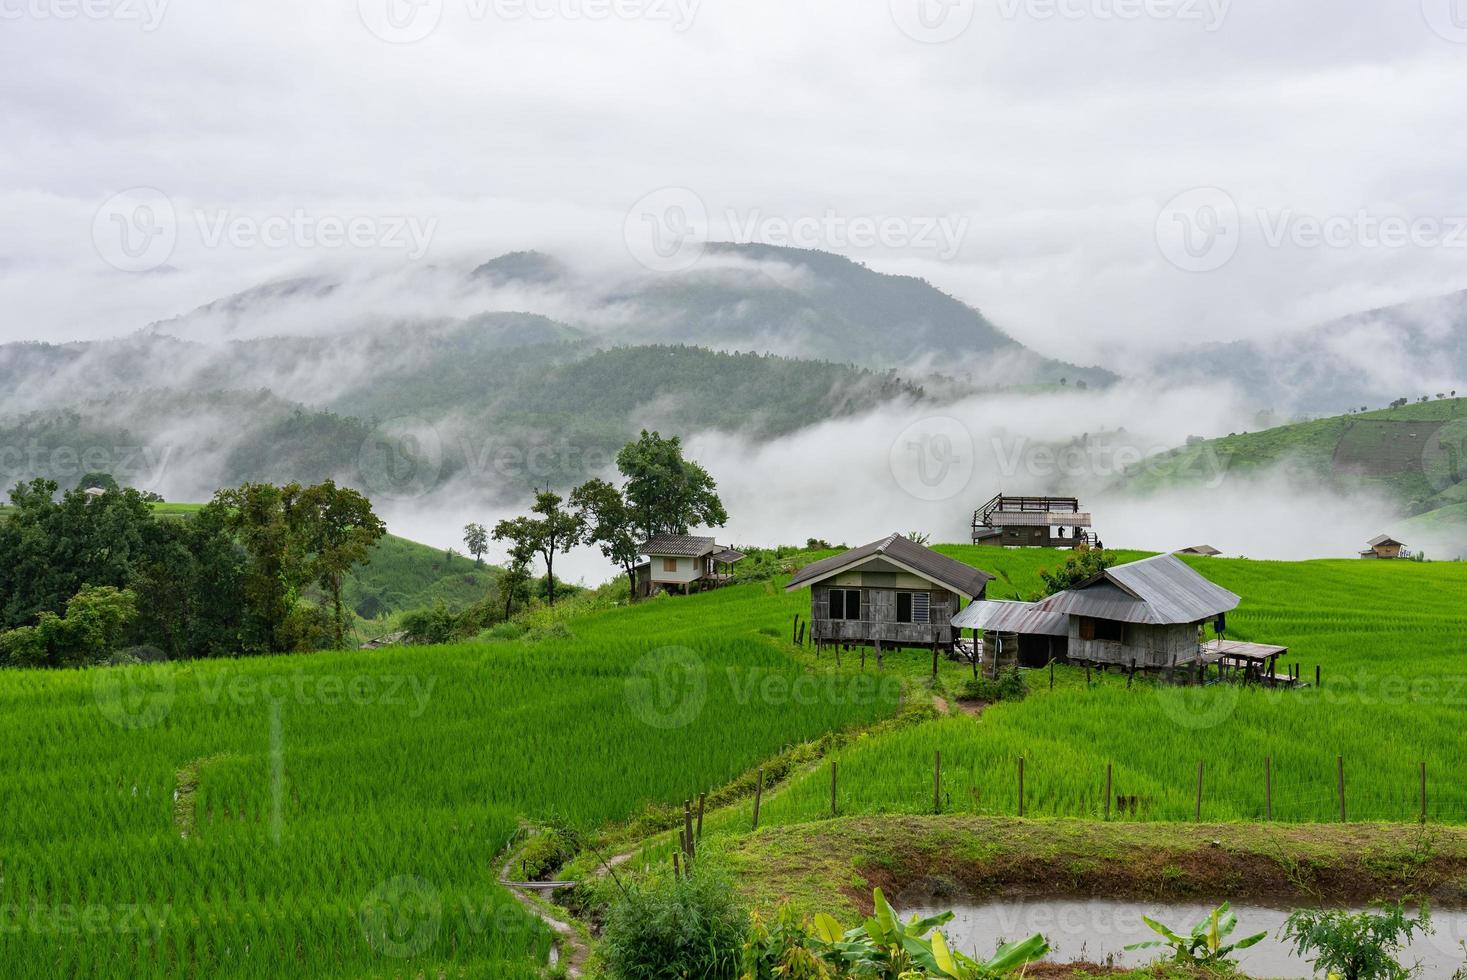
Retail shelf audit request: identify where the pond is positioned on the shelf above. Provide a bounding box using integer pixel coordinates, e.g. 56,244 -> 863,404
897,898 -> 1467,978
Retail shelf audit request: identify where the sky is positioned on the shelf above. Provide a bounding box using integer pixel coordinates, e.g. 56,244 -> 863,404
3,0 -> 1467,365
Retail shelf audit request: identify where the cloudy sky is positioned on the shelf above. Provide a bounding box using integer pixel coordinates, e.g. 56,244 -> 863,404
3,0 -> 1467,364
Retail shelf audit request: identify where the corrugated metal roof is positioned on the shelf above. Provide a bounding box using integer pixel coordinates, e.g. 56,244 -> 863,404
951,600 -> 1069,636
710,548 -> 745,563
785,534 -> 993,597
1175,545 -> 1221,556
1367,534 -> 1403,547
978,512 -> 1092,528
640,534 -> 717,557
1044,554 -> 1239,625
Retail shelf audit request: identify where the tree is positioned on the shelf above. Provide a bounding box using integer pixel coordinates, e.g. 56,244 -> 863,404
1038,546 -> 1118,597
491,517 -> 539,619
528,490 -> 583,606
213,482 -> 304,652
0,585 -> 139,668
463,523 -> 489,566
290,481 -> 387,650
570,478 -> 642,598
615,430 -> 727,541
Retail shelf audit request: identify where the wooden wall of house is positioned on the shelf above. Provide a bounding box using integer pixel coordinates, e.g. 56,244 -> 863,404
810,583 -> 958,648
1068,620 -> 1198,668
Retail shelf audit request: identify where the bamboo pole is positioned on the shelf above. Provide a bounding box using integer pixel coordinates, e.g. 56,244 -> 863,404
1104,763 -> 1112,820
1017,756 -> 1026,817
1265,755 -> 1273,821
934,751 -> 942,814
1337,756 -> 1346,822
752,768 -> 764,831
1195,761 -> 1204,822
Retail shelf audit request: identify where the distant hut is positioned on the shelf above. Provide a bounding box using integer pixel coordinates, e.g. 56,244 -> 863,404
634,534 -> 745,597
972,493 -> 1096,548
954,554 -> 1243,672
785,534 -> 992,656
1174,545 -> 1221,557
1360,535 -> 1409,560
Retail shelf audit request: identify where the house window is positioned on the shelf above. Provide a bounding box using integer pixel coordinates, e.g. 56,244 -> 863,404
662,558 -> 679,573
828,589 -> 862,621
896,592 -> 930,624
1079,617 -> 1124,642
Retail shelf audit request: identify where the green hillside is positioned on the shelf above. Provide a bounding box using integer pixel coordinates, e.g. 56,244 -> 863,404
1117,398 -> 1467,532
5,544 -> 1467,974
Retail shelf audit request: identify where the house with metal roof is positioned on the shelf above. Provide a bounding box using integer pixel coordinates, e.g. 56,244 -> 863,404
785,534 -> 993,656
1360,534 -> 1409,560
634,534 -> 745,597
1174,544 -> 1222,557
971,493 -> 1098,548
953,554 -> 1244,673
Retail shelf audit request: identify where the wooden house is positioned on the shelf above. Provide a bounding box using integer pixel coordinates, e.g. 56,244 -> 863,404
785,534 -> 992,654
634,534 -> 745,597
951,599 -> 1068,675
953,554 -> 1241,672
1360,535 -> 1409,560
971,493 -> 1096,548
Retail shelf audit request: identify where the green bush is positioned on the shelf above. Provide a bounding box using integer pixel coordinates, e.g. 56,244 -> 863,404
956,667 -> 1028,704
1282,901 -> 1431,980
600,871 -> 747,980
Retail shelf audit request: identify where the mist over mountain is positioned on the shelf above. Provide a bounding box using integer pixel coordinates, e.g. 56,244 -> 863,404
1155,289 -> 1467,417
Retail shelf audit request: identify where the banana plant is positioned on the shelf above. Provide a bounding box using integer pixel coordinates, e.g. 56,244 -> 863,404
811,888 -> 1049,979
1125,902 -> 1267,967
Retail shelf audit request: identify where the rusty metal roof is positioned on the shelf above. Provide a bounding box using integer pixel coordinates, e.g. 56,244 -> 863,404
1044,554 -> 1240,625
785,534 -> 993,597
951,600 -> 1069,636
639,534 -> 717,557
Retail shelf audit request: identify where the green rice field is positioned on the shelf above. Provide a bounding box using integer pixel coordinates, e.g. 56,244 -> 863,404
5,544 -> 1467,975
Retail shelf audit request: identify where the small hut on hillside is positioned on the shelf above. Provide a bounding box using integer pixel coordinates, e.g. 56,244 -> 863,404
1360,535 -> 1409,560
785,534 -> 992,655
634,535 -> 744,597
954,554 -> 1249,675
1174,544 -> 1221,557
971,493 -> 1097,548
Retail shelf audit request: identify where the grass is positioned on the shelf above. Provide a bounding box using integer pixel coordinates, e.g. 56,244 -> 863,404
6,542 -> 1467,975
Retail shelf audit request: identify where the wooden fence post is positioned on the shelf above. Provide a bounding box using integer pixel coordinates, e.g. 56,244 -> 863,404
934,751 -> 942,814
1104,763 -> 1112,820
1315,665 -> 1321,688
830,761 -> 838,818
683,800 -> 695,872
792,614 -> 799,644
1195,761 -> 1204,822
1420,762 -> 1428,824
932,643 -> 939,679
1049,659 -> 1055,690
1017,757 -> 1026,817
1265,755 -> 1273,821
1337,756 -> 1346,822
752,768 -> 764,831
697,793 -> 706,838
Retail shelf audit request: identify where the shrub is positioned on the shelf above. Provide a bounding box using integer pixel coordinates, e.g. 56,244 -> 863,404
1282,901 -> 1431,980
600,871 -> 747,980
956,667 -> 1028,704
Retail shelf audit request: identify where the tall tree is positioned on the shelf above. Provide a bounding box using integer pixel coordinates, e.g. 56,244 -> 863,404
463,523 -> 489,566
291,481 -> 387,650
615,430 -> 727,541
491,516 -> 539,619
213,482 -> 303,652
570,478 -> 642,599
528,490 -> 583,606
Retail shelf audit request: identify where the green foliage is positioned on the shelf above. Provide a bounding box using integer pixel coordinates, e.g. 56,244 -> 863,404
1037,546 -> 1119,597
463,522 -> 488,565
1125,902 -> 1267,967
617,429 -> 728,540
599,871 -> 749,980
1282,902 -> 1431,980
956,667 -> 1027,704
570,477 -> 643,595
0,585 -> 138,668
741,889 -> 1048,979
